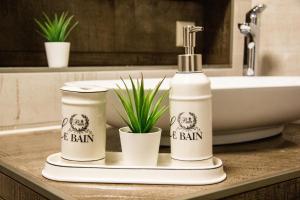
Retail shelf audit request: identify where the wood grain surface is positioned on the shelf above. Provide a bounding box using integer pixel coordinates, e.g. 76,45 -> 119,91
223,178 -> 300,200
0,125 -> 300,199
0,173 -> 47,200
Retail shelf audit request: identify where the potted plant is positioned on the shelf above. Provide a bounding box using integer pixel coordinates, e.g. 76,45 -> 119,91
114,74 -> 168,166
34,12 -> 78,68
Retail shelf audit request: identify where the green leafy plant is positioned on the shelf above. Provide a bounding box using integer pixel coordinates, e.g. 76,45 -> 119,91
114,74 -> 168,133
34,12 -> 78,42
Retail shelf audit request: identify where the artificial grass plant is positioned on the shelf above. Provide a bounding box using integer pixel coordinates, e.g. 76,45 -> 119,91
114,74 -> 168,133
34,12 -> 78,42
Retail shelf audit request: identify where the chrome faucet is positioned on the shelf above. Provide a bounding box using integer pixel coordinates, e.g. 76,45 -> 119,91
238,4 -> 266,76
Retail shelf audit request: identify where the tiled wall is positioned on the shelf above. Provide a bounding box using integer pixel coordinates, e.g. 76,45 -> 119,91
253,0 -> 300,75
0,69 -> 177,131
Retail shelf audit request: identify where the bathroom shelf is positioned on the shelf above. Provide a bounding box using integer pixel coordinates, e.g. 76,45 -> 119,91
42,152 -> 226,185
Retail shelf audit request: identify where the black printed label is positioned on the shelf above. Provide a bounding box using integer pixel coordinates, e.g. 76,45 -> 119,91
62,114 -> 94,143
170,112 -> 203,141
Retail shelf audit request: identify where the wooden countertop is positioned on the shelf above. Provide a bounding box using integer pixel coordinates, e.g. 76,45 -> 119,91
1,125 -> 300,200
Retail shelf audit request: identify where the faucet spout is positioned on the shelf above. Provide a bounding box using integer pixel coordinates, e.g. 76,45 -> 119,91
248,4 -> 266,15
246,4 -> 266,24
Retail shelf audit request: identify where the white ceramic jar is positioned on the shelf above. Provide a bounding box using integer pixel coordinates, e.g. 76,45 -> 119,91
61,85 -> 108,161
169,72 -> 212,161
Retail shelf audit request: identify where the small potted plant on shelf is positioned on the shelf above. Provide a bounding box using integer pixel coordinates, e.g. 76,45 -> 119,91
114,74 -> 168,166
34,12 -> 78,68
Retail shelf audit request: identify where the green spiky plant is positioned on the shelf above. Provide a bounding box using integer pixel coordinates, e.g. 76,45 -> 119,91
34,12 -> 78,42
114,74 -> 168,134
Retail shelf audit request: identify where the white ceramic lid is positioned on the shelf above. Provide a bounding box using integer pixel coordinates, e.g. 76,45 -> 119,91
61,85 -> 108,93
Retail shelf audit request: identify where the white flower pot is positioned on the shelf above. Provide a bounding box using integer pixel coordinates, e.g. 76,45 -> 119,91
119,127 -> 161,166
45,42 -> 70,68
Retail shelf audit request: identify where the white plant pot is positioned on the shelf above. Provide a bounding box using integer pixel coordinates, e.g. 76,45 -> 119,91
119,127 -> 161,166
45,42 -> 70,68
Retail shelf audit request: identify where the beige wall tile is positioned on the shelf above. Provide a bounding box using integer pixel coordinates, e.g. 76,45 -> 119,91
231,0 -> 251,74
253,0 -> 300,75
0,75 -> 18,126
0,70 -> 177,131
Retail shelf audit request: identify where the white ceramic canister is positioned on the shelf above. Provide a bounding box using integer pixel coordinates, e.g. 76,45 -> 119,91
170,72 -> 212,161
60,85 -> 108,161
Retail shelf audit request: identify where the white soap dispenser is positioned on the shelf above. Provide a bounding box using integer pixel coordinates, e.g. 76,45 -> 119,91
170,25 -> 212,161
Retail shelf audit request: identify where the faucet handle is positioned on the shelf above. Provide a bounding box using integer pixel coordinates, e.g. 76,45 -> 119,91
238,23 -> 251,35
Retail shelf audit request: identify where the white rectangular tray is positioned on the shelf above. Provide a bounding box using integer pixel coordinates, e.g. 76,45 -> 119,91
42,152 -> 226,185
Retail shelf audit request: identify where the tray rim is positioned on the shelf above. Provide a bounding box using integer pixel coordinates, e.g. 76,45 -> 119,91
42,153 -> 227,185
47,152 -> 224,170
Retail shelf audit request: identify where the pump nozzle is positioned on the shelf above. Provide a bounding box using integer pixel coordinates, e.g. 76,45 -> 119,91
179,25 -> 203,72
183,26 -> 203,54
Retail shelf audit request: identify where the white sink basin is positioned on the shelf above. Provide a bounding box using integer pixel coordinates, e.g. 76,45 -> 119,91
66,76 -> 300,145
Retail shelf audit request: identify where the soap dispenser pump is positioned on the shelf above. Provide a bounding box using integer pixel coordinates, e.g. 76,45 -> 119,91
170,25 -> 212,161
178,26 -> 203,72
